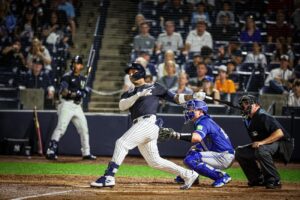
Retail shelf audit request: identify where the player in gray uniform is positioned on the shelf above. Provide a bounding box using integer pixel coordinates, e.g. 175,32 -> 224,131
45,55 -> 96,160
90,63 -> 206,189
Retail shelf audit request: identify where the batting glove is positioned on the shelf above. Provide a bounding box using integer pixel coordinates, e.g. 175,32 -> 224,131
137,88 -> 152,97
193,91 -> 206,101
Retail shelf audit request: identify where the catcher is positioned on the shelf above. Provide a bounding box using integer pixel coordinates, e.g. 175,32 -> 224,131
159,99 -> 235,187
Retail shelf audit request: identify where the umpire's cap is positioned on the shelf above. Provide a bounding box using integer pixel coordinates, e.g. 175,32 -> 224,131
125,62 -> 146,80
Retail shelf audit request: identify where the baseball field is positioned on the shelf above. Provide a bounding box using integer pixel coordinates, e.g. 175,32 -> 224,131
0,155 -> 300,200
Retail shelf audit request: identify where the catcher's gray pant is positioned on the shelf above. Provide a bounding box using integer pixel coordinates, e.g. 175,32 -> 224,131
199,151 -> 235,170
51,99 -> 91,156
112,114 -> 195,179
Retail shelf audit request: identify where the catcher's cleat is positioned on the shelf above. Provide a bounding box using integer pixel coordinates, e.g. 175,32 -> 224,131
212,173 -> 231,188
174,175 -> 199,185
90,176 -> 115,188
180,171 -> 199,190
45,152 -> 58,160
82,154 -> 97,160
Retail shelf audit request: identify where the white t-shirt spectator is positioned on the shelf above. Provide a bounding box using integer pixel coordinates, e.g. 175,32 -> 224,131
185,30 -> 213,52
156,32 -> 183,52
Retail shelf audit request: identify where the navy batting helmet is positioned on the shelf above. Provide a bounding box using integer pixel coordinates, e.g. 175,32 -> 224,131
184,100 -> 208,122
70,55 -> 83,70
125,63 -> 146,80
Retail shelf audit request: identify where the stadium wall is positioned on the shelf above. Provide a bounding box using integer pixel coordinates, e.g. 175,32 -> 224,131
0,111 -> 299,161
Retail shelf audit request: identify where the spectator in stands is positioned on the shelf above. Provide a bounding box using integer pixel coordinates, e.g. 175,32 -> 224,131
244,42 -> 267,68
184,53 -> 202,78
188,62 -> 213,92
138,51 -> 157,81
288,79 -> 300,107
19,8 -> 36,50
190,2 -> 211,28
291,5 -> 300,42
170,71 -> 193,95
56,0 -> 76,42
267,10 -> 293,45
26,37 -> 52,71
155,20 -> 183,54
25,0 -> 48,36
1,40 -> 26,72
240,15 -> 261,43
231,50 -> 244,71
158,60 -> 178,89
215,1 -> 235,26
211,13 -> 237,41
184,19 -> 213,55
131,14 -> 145,36
161,0 -> 190,26
226,61 -> 239,90
20,58 -> 55,107
264,55 -> 293,94
272,37 -> 294,68
157,50 -> 180,79
214,65 -> 236,97
200,78 -> 220,104
133,22 -> 156,54
42,10 -> 72,48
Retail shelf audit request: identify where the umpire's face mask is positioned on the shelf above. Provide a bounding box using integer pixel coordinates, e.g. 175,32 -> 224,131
240,101 -> 252,118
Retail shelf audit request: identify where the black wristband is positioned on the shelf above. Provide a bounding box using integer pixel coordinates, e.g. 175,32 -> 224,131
179,132 -> 193,142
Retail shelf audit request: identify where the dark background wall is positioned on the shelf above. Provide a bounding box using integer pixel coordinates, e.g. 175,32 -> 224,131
0,111 -> 298,161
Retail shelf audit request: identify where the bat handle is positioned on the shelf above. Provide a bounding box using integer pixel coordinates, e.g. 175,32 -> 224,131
205,96 -> 213,100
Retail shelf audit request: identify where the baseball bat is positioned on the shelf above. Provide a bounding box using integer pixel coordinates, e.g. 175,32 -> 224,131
34,106 -> 43,156
204,96 -> 241,109
84,49 -> 95,88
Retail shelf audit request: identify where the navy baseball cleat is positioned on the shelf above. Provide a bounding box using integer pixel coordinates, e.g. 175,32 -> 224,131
82,154 -> 97,160
180,171 -> 199,190
90,176 -> 115,188
45,152 -> 58,160
212,173 -> 231,188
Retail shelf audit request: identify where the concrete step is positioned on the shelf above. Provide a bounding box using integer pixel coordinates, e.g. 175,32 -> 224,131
89,101 -> 119,108
94,75 -> 123,82
93,81 -> 123,90
90,95 -> 120,102
95,70 -> 124,76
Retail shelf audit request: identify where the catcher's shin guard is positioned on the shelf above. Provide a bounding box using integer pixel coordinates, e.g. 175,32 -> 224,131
184,155 -> 223,181
104,161 -> 119,176
46,140 -> 58,160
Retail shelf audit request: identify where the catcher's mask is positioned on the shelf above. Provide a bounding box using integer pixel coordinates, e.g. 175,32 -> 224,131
238,95 -> 258,117
125,62 -> 146,81
70,55 -> 83,71
184,100 -> 208,122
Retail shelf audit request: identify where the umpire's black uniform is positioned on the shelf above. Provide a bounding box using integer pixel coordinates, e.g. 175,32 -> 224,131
235,108 -> 289,188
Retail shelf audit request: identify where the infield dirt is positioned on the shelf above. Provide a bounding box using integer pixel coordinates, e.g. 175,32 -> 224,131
0,156 -> 299,200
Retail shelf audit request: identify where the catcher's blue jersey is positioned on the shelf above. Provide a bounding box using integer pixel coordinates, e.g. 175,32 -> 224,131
193,115 -> 234,153
121,82 -> 176,121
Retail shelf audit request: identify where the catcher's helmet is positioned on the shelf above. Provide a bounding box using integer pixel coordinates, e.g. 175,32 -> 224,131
184,100 -> 208,122
238,94 -> 258,117
125,62 -> 146,80
70,55 -> 83,70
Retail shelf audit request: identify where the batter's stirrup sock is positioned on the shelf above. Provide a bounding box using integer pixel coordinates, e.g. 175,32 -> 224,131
104,161 -> 119,176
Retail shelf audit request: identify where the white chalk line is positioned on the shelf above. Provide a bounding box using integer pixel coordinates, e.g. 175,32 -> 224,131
10,189 -> 73,200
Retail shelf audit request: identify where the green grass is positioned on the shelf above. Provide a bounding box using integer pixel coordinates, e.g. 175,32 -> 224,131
0,162 -> 299,182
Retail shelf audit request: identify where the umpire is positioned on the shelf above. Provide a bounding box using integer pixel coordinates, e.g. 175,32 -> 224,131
235,95 -> 293,189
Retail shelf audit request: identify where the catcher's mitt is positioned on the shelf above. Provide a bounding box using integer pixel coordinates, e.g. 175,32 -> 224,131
158,127 -> 176,142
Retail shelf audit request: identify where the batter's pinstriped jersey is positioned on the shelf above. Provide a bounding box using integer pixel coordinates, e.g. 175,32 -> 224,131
121,82 -> 176,120
193,115 -> 234,153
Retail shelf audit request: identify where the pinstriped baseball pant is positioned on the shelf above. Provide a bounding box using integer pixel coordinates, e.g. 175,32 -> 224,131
112,115 -> 194,179
51,100 -> 91,156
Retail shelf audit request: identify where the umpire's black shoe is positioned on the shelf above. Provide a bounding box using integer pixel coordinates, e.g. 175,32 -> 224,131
247,180 -> 265,187
83,155 -> 97,160
265,180 -> 282,189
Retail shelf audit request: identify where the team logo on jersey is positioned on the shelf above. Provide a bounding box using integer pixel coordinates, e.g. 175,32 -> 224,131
196,125 -> 203,131
80,80 -> 85,89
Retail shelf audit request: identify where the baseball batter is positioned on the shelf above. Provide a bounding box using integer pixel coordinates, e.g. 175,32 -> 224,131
90,63 -> 206,189
45,55 -> 96,160
159,99 -> 235,187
